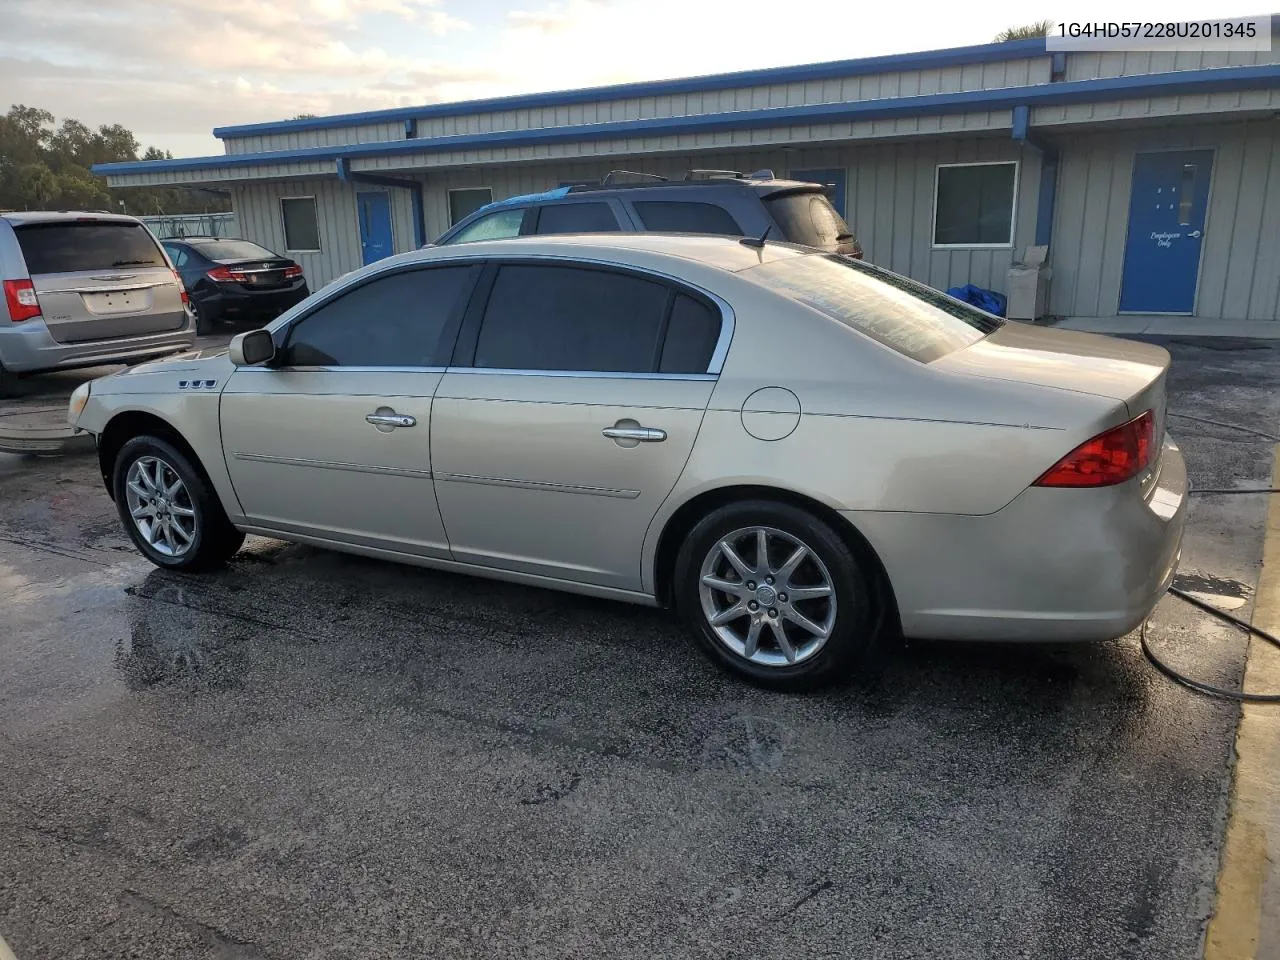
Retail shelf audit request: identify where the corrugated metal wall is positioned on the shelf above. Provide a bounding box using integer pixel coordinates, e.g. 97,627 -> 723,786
1063,47 -> 1280,82
1048,119 -> 1280,320
226,136 -> 1040,294
217,59 -> 1047,156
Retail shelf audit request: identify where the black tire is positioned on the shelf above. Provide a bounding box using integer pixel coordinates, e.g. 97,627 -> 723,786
673,500 -> 876,690
191,301 -> 213,336
112,434 -> 244,571
0,360 -> 15,399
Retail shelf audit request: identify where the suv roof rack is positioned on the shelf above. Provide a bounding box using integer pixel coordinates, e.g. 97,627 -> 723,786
567,167 -> 782,194
600,170 -> 669,186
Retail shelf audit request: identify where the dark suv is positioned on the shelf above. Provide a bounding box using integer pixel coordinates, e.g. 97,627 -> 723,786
432,169 -> 861,257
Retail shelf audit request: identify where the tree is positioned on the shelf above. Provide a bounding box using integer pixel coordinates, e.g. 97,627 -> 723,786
0,104 -> 229,215
995,20 -> 1053,41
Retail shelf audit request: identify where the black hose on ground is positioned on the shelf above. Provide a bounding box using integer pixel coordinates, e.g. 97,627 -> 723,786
1140,587 -> 1280,703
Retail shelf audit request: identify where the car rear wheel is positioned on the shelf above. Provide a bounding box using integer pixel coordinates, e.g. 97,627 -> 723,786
0,360 -> 14,399
112,435 -> 244,571
674,500 -> 876,690
191,301 -> 213,336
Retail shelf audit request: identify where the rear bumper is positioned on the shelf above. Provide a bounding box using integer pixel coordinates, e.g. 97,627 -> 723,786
0,314 -> 197,374
848,437 -> 1189,642
194,282 -> 309,321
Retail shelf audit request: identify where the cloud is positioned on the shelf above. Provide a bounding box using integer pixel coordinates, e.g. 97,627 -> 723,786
507,0 -> 610,34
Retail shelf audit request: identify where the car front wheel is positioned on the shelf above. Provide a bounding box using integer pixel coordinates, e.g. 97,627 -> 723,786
674,500 -> 876,690
112,435 -> 244,571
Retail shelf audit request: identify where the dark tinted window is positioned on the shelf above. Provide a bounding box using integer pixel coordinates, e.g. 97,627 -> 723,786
748,254 -> 1001,363
633,201 -> 743,236
475,264 -> 668,372
189,239 -> 278,261
660,295 -> 721,373
535,202 -> 619,235
164,244 -> 189,268
15,222 -> 165,274
281,197 -> 320,251
282,266 -> 476,367
763,192 -> 852,250
934,163 -> 1016,245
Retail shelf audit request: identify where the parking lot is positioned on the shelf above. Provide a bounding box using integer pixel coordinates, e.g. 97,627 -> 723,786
1,335 -> 1278,959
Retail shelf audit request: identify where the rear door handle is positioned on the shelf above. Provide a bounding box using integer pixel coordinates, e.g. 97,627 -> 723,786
602,424 -> 666,443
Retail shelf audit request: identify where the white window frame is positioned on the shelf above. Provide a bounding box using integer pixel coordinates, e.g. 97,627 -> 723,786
279,195 -> 321,254
931,161 -> 1019,250
448,187 -> 494,226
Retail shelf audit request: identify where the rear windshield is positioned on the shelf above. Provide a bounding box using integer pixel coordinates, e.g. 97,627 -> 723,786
764,191 -> 853,250
189,239 -> 278,261
749,254 -> 1004,363
14,222 -> 166,274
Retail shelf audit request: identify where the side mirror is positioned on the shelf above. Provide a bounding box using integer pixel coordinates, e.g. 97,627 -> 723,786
229,329 -> 277,367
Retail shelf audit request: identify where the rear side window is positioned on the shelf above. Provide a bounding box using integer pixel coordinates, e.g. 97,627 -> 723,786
632,201 -> 743,236
764,192 -> 851,249
474,264 -> 668,372
660,295 -> 721,373
190,240 -> 277,261
535,202 -> 619,235
446,208 -> 525,244
282,265 -> 477,367
14,222 -> 165,274
748,254 -> 1002,363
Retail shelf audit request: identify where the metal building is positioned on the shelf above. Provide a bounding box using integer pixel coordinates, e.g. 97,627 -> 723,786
94,35 -> 1280,324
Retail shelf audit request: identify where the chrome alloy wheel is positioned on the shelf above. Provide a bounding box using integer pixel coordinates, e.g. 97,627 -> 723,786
124,456 -> 197,558
698,525 -> 838,667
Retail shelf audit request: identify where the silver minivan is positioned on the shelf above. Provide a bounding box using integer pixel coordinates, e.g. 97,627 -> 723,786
0,212 -> 196,395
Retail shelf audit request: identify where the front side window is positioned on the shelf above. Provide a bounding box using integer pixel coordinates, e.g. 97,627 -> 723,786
15,222 -> 166,274
280,197 -> 320,252
632,201 -> 743,236
474,264 -> 670,373
281,265 -> 477,367
534,202 -> 619,235
446,208 -> 525,245
933,162 -> 1017,246
748,254 -> 1002,364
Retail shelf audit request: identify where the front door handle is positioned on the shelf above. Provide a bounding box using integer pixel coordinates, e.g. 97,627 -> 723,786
602,421 -> 666,445
366,410 -> 416,430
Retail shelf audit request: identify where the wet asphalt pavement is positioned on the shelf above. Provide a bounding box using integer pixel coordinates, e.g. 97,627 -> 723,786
2,338 -> 1279,959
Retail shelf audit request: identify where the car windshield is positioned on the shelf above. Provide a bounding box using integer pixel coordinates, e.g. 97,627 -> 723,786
14,222 -> 166,273
189,239 -> 278,261
748,253 -> 1004,363
763,192 -> 853,250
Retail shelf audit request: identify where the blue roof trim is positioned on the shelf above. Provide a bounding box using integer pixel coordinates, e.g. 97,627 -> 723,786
95,64 -> 1280,177
211,38 -> 1048,139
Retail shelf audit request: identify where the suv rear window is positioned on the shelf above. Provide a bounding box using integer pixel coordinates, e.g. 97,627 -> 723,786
189,239 -> 278,261
14,222 -> 166,274
749,254 -> 1003,363
763,192 -> 852,250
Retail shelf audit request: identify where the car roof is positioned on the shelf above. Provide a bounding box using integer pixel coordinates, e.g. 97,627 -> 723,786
475,177 -> 823,215
406,232 -> 812,274
0,211 -> 143,226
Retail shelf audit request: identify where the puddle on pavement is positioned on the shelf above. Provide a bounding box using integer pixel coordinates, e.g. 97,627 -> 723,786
1172,571 -> 1252,611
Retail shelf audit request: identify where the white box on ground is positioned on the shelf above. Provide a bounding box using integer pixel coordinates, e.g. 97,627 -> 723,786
1006,245 -> 1051,321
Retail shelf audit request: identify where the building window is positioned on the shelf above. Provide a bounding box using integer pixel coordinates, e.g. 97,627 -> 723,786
448,188 -> 493,226
280,197 -> 320,252
933,162 -> 1017,247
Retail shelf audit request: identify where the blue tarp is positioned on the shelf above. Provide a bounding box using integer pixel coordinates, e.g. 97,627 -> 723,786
946,284 -> 1007,317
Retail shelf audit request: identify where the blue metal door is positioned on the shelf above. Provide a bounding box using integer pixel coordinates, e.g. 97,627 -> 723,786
1119,150 -> 1213,314
357,191 -> 394,265
790,167 -> 848,217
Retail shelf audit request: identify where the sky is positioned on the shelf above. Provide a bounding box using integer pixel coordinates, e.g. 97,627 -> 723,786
2,0 -> 1266,159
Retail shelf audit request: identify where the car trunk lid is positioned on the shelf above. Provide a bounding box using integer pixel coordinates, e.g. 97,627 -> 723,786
933,321 -> 1170,441
212,258 -> 295,289
15,221 -> 186,344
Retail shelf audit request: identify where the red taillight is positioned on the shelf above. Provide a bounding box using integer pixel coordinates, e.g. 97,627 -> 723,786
3,279 -> 41,323
284,265 -> 303,279
1034,411 -> 1156,488
172,269 -> 189,305
207,266 -> 245,282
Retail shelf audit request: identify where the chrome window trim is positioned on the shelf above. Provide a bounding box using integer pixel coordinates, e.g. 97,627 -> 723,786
233,365 -> 448,374
444,368 -> 716,381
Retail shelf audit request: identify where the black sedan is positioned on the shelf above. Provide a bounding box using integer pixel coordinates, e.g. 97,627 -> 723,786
161,237 -> 309,334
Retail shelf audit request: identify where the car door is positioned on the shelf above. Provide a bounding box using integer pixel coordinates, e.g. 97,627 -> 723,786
529,198 -> 632,234
219,263 -> 480,557
430,259 -> 727,592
